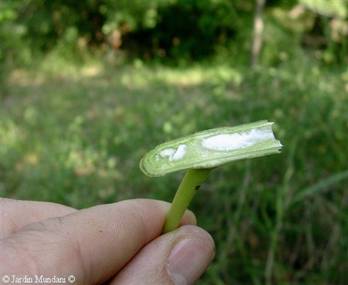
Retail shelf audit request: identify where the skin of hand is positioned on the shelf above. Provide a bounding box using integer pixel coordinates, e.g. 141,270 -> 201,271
0,198 -> 215,285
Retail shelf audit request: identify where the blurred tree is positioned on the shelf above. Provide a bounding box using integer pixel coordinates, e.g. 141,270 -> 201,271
0,0 -> 347,64
117,0 -> 241,61
251,0 -> 266,66
299,0 -> 348,64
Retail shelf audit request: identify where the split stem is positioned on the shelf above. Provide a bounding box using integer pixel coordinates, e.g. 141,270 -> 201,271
163,168 -> 212,233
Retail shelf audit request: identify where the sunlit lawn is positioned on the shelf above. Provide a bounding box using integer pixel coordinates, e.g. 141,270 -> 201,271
1,56 -> 348,284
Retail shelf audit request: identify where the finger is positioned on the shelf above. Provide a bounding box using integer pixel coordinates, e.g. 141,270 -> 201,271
0,198 -> 76,238
111,225 -> 215,285
0,199 -> 196,285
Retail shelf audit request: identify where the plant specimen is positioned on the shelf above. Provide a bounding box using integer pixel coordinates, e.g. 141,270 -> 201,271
140,120 -> 282,233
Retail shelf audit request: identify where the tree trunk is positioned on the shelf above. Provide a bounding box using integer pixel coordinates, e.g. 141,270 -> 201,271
251,0 -> 266,67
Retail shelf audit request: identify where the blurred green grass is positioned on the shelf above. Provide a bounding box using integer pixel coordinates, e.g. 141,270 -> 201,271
1,56 -> 348,284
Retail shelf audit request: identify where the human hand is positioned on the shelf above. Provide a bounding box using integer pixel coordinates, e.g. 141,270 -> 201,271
0,198 -> 215,284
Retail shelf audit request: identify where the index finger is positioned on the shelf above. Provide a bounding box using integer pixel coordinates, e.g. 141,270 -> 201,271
0,198 -> 76,238
0,199 -> 196,284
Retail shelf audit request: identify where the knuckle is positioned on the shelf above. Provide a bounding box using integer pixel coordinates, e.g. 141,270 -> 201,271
112,201 -> 149,244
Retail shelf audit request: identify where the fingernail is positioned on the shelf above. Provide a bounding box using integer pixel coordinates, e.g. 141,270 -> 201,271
166,238 -> 214,285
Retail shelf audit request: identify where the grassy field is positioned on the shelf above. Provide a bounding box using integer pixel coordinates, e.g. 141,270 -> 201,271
1,55 -> 348,284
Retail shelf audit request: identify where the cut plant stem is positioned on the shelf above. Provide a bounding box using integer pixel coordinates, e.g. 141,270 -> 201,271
140,120 -> 282,177
163,168 -> 212,233
140,120 -> 282,233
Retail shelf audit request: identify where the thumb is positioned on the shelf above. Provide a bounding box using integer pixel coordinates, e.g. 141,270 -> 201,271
111,225 -> 215,285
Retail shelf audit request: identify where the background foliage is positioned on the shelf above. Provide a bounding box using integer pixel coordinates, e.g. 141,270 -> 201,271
1,0 -> 348,284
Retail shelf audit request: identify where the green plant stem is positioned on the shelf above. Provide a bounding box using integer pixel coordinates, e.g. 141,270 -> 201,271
163,168 -> 212,233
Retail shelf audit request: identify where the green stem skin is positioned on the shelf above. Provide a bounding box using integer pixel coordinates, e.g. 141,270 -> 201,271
163,168 -> 212,233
